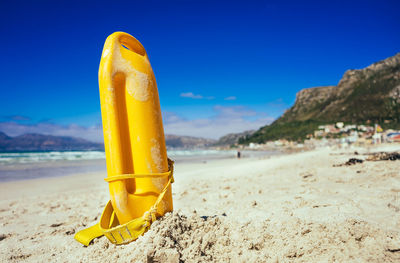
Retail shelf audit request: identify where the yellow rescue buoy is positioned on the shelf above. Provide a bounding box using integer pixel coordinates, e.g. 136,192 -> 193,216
74,32 -> 173,246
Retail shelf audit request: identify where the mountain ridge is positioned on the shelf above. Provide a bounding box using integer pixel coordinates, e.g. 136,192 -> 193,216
214,130 -> 255,146
0,132 -> 218,152
0,132 -> 104,152
241,53 -> 400,143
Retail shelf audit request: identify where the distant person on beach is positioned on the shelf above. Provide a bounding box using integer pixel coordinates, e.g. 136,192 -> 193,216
237,150 -> 241,159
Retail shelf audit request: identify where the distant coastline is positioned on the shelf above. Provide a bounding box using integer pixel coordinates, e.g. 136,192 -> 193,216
0,132 -> 103,152
0,132 -> 223,152
0,149 -> 277,182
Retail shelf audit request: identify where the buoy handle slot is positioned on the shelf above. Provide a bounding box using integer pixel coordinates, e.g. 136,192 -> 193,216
118,34 -> 146,57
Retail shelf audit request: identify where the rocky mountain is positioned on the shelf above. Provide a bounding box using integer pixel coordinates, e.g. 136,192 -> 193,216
214,130 -> 255,146
165,134 -> 215,148
241,53 -> 400,143
0,132 -> 104,152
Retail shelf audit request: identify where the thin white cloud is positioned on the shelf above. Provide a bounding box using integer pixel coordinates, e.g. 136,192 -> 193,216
224,96 -> 236,101
0,105 -> 274,142
180,92 -> 203,99
180,92 -> 215,100
163,105 -> 273,139
1,115 -> 31,121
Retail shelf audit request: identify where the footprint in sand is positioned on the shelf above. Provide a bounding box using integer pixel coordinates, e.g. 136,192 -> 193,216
0,233 -> 11,241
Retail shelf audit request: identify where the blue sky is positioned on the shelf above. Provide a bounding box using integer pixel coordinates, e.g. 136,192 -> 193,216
0,0 -> 399,140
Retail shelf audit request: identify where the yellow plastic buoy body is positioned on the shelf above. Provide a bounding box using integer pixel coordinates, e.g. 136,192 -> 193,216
99,32 -> 172,224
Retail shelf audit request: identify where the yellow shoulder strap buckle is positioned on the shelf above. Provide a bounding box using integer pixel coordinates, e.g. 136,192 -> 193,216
74,159 -> 174,246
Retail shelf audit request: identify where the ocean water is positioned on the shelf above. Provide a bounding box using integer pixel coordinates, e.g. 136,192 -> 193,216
0,149 -> 277,182
0,151 -> 106,165
0,149 -> 270,165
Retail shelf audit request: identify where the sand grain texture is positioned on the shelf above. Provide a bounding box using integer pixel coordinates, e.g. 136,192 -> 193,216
1,147 -> 400,262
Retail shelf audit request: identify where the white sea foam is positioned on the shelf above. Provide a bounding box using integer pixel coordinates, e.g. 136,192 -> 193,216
0,151 -> 106,164
0,149 -> 274,165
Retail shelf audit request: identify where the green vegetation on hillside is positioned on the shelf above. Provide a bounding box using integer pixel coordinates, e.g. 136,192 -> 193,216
240,53 -> 400,144
340,63 -> 400,123
239,120 -> 322,144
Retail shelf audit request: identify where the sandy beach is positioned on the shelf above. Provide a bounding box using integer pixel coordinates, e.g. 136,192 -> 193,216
1,146 -> 400,262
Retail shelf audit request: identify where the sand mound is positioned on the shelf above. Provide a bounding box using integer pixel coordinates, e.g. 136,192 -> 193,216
82,212 -> 400,262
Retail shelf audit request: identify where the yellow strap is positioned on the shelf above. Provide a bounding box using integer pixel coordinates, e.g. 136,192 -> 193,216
104,171 -> 171,182
104,158 -> 174,183
74,223 -> 103,246
74,159 -> 174,246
